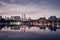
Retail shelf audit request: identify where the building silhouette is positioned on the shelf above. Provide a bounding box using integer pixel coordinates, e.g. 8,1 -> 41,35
48,16 -> 57,21
10,16 -> 21,21
0,16 -> 2,19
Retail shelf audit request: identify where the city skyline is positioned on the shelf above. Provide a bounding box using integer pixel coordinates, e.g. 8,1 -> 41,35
0,0 -> 60,40
0,14 -> 60,19
0,0 -> 60,19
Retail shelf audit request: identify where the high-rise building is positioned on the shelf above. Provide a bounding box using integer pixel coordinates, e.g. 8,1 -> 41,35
23,14 -> 27,21
10,16 -> 21,21
7,17 -> 10,20
57,18 -> 60,22
0,16 -> 2,19
21,13 -> 27,21
49,16 -> 57,21
27,17 -> 31,21
5,16 -> 7,20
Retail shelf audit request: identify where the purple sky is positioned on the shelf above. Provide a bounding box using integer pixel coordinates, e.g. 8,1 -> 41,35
0,0 -> 60,19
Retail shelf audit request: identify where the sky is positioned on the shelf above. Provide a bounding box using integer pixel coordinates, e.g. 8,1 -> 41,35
0,0 -> 60,19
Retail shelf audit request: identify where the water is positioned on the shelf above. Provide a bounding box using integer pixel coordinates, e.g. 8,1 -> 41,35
0,25 -> 60,40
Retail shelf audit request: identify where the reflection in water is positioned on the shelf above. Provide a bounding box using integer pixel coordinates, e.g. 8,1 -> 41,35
0,25 -> 60,40
0,25 -> 60,32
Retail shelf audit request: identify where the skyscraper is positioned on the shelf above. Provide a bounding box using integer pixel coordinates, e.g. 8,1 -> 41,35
0,16 -> 2,19
10,16 -> 21,21
21,13 -> 27,21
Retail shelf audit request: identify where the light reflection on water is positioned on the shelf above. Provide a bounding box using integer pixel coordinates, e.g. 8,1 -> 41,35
0,25 -> 60,32
0,25 -> 60,40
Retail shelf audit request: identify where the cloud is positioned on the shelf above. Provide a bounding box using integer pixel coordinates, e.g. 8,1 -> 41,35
0,0 -> 60,19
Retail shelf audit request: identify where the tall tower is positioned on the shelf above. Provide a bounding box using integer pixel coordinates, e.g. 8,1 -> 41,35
22,13 -> 27,21
22,13 -> 23,21
24,13 -> 26,21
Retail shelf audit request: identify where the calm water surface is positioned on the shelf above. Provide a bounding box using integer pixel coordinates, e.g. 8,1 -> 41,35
0,25 -> 60,40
